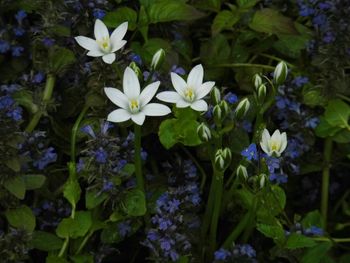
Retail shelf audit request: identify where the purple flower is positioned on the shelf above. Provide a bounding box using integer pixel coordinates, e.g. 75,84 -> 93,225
171,65 -> 186,75
305,117 -> 319,129
15,10 -> 27,23
42,37 -> 55,47
102,179 -> 114,192
7,106 -> 23,121
33,147 -> 57,170
224,92 -> 238,104
13,27 -> 25,37
129,53 -> 142,65
292,76 -> 309,87
269,172 -> 288,184
214,248 -> 231,260
241,143 -> 258,161
95,147 -> 108,163
323,32 -> 335,44
76,158 -> 85,173
118,221 -> 131,237
241,120 -> 252,132
0,40 -> 10,53
160,238 -> 173,251
11,46 -> 24,57
93,8 -> 106,19
81,125 -> 96,138
32,72 -> 45,84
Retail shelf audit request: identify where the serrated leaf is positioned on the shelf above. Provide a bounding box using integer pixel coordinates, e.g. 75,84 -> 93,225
5,205 -> 36,232
249,8 -> 298,35
103,7 -> 137,30
4,176 -> 26,199
285,233 -> 316,249
211,10 -> 240,35
31,231 -> 63,251
24,174 -> 46,190
302,210 -> 323,229
257,223 -> 286,245
56,211 -> 92,239
257,185 -> 286,223
301,242 -> 332,263
63,179 -> 81,209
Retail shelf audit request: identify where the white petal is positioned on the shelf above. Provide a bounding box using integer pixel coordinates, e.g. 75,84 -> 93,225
196,81 -> 215,100
123,67 -> 140,98
102,53 -> 116,64
260,141 -> 270,156
271,129 -> 281,142
156,91 -> 182,103
104,87 -> 128,109
190,100 -> 208,112
131,112 -> 146,125
111,40 -> 127,53
261,129 -> 271,144
280,132 -> 288,153
139,81 -> 160,107
110,22 -> 128,45
187,64 -> 203,89
87,49 -> 105,57
142,103 -> 171,116
75,36 -> 99,51
171,72 -> 187,95
94,19 -> 109,41
107,108 -> 131,123
176,99 -> 191,108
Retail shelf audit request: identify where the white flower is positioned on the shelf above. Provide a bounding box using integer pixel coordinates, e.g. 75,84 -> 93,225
104,67 -> 171,126
260,129 -> 288,157
156,64 -> 215,112
75,19 -> 128,64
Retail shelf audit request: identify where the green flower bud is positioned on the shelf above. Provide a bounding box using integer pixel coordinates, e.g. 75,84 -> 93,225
253,73 -> 262,89
215,148 -> 232,171
236,165 -> 248,180
235,98 -> 250,119
213,104 -> 222,125
129,62 -> 142,80
197,123 -> 211,142
257,84 -> 267,103
211,86 -> 221,105
273,61 -> 288,85
259,174 -> 267,189
219,100 -> 229,117
151,49 -> 165,71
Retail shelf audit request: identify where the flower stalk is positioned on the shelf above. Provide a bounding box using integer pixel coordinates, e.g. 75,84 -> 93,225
134,124 -> 145,192
321,137 -> 333,228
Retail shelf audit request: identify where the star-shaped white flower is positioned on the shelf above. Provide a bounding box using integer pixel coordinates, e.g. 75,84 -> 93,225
156,64 -> 215,112
260,129 -> 288,157
104,67 -> 171,125
75,19 -> 128,64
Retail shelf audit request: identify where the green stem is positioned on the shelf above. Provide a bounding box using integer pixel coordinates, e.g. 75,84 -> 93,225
259,54 -> 296,68
75,230 -> 94,255
321,138 -> 333,228
25,74 -> 56,132
241,196 -> 259,243
209,170 -> 224,252
222,212 -> 251,248
210,63 -> 275,71
312,237 -> 350,243
201,169 -> 217,238
134,124 -> 144,192
71,105 -> 89,164
58,237 -> 69,258
336,93 -> 350,103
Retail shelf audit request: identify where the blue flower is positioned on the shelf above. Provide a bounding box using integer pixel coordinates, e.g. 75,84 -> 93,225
323,32 -> 335,44
305,117 -> 319,129
299,4 -> 315,17
102,179 -> 114,192
0,95 -> 14,109
15,10 -> 27,23
292,76 -> 309,87
93,8 -> 106,19
241,143 -> 258,161
318,2 -> 332,10
32,72 -> 45,84
33,147 -> 57,170
312,14 -> 328,28
118,221 -> 131,237
224,92 -> 238,104
304,226 -> 324,236
266,157 -> 280,173
171,65 -> 186,75
129,53 -> 142,65
95,147 -> 108,163
241,120 -> 252,132
76,158 -> 84,173
160,238 -> 173,251
13,27 -> 25,37
11,46 -> 24,57
269,172 -> 288,184
7,106 -> 23,121
0,40 -> 10,53
81,125 -> 96,138
42,37 -> 55,47
239,244 -> 256,258
214,248 -> 231,260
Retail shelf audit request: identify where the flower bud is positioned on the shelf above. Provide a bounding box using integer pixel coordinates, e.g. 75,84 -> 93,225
129,62 -> 142,80
211,86 -> 221,105
213,104 -> 222,124
215,148 -> 232,171
253,74 -> 262,89
219,100 -> 229,117
259,174 -> 267,189
197,123 -> 211,142
235,98 -> 250,119
236,165 -> 248,180
151,48 -> 165,71
257,84 -> 266,103
273,61 -> 288,85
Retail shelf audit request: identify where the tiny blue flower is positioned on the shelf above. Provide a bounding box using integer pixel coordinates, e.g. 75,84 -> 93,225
224,92 -> 238,104
214,248 -> 231,260
32,72 -> 45,84
0,40 -> 11,53
269,172 -> 288,184
42,37 -> 55,47
241,120 -> 252,132
11,46 -> 24,57
95,147 -> 108,163
15,10 -> 27,23
241,143 -> 258,161
13,27 -> 25,37
118,221 -> 131,237
33,147 -> 57,170
81,125 -> 96,138
171,65 -> 186,75
93,8 -> 106,19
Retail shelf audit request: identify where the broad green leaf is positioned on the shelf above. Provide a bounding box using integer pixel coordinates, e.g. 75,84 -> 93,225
101,222 -> 123,244
70,254 -> 94,263
273,35 -> 309,58
85,190 -> 108,210
302,210 -> 323,229
257,185 -> 286,222
56,211 -> 92,239
123,189 -> 147,216
249,8 -> 298,35
46,256 -> 68,263
257,223 -> 286,245
147,2 -> 204,23
63,179 -> 81,209
12,90 -> 37,114
24,174 -> 46,190
315,117 -> 342,138
49,25 -> 71,37
237,0 -> 260,9
285,233 -> 316,249
31,231 -> 63,251
324,99 -> 350,128
103,7 -> 137,30
5,205 -> 36,232
5,157 -> 21,172
211,10 -> 240,35
301,241 -> 332,263
4,176 -> 26,199
49,47 -> 76,74
332,129 -> 350,143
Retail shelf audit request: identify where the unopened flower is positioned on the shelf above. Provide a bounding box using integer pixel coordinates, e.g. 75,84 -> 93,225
260,129 -> 287,157
104,67 -> 171,125
75,19 -> 128,64
156,64 -> 215,112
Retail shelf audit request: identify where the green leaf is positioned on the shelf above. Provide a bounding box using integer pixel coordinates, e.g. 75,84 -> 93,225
315,117 -> 342,138
301,241 -> 332,263
5,157 -> 21,172
31,231 -> 63,251
49,25 -> 71,37
257,186 -> 286,222
85,190 -> 108,210
273,35 -> 309,58
46,256 -> 68,263
302,210 -> 323,229
332,129 -> 350,143
24,174 -> 46,190
5,205 -> 36,232
257,223 -> 286,245
103,7 -> 137,30
237,0 -> 260,9
4,176 -> 26,199
324,99 -> 350,128
123,189 -> 147,216
12,90 -> 37,114
63,179 -> 81,209
70,254 -> 94,263
211,10 -> 240,35
340,254 -> 350,263
285,233 -> 316,249
249,8 -> 298,35
147,2 -> 204,23
49,47 -> 76,74
56,211 -> 92,239
85,92 -> 106,108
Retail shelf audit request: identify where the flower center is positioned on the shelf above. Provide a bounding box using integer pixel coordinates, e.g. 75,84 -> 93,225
129,99 -> 140,113
184,87 -> 195,102
97,37 -> 110,52
270,141 -> 279,151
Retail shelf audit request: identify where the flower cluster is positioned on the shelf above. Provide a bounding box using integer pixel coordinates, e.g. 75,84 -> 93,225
0,228 -> 31,262
214,244 -> 257,263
